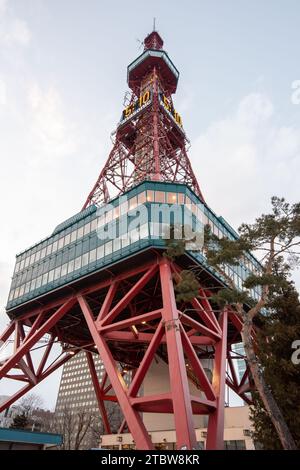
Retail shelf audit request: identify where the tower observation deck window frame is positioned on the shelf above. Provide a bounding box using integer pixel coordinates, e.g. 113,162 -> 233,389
7,181 -> 262,312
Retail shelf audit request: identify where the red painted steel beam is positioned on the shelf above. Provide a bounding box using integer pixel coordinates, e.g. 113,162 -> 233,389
206,309 -> 228,450
18,358 -> 37,385
96,281 -> 119,323
101,264 -> 158,327
198,288 -> 222,334
26,312 -> 45,340
159,259 -> 197,450
0,351 -> 75,413
226,378 -> 253,406
0,298 -> 76,378
99,309 -> 162,334
0,321 -> 15,344
19,323 -> 35,376
78,294 -> 154,450
180,313 -> 221,341
227,352 -> 239,388
191,296 -> 221,334
86,351 -> 111,434
180,325 -> 216,401
128,322 -> 164,397
36,335 -> 55,376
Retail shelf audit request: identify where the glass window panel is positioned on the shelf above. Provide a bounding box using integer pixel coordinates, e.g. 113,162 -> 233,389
54,266 -> 61,280
19,285 -> 25,296
77,226 -> 84,239
46,244 -> 52,256
71,230 -> 77,243
178,193 -> 185,204
67,259 -> 74,273
58,238 -> 64,250
147,190 -> 154,202
119,201 -> 128,215
113,206 -> 120,219
61,263 -> 68,277
140,223 -> 149,239
97,245 -> 104,259
129,196 -> 137,210
74,256 -> 82,271
14,287 -> 20,298
42,273 -> 48,285
113,238 -> 121,252
137,192 -> 146,205
105,241 -> 113,255
105,210 -> 112,224
35,277 -> 42,289
52,240 -> 58,252
89,248 -> 96,263
64,233 -> 71,246
24,282 -> 30,294
30,253 -> 35,265
150,222 -> 160,237
167,192 -> 177,204
155,191 -> 165,203
82,252 -> 89,266
48,269 -> 54,282
121,236 -> 130,248
20,259 -> 25,270
24,257 -> 30,268
40,248 -> 46,259
30,278 -> 36,291
130,228 -> 139,243
185,196 -> 192,210
91,219 -> 97,232
84,223 -> 91,236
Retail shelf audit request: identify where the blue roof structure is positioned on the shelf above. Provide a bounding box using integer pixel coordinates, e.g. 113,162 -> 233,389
0,427 -> 62,446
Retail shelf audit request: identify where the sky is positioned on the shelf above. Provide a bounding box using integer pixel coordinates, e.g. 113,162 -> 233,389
0,0 -> 300,410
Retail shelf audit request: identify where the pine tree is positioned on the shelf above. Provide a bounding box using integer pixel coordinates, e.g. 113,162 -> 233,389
250,282 -> 300,449
164,197 -> 300,449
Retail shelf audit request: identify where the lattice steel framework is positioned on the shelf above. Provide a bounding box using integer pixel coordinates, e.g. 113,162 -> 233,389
0,30 -> 254,450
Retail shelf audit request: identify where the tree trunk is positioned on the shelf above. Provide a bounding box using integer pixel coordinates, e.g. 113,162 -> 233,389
241,317 -> 297,450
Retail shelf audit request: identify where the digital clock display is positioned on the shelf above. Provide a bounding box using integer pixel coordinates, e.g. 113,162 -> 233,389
120,90 -> 152,123
159,93 -> 182,128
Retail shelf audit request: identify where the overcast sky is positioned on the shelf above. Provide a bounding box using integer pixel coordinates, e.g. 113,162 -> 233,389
0,0 -> 300,409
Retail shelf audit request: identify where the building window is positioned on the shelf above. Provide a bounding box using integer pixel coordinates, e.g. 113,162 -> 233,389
138,192 -> 146,205
155,191 -> 165,203
167,192 -> 177,204
224,440 -> 246,450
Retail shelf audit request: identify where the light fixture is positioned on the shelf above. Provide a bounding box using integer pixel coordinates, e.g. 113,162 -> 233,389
117,436 -> 123,442
131,325 -> 138,334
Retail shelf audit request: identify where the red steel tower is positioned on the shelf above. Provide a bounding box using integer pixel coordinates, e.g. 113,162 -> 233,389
0,29 -> 256,449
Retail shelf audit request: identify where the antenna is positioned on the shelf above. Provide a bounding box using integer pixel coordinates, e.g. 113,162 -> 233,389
136,37 -> 143,50
153,17 -> 156,31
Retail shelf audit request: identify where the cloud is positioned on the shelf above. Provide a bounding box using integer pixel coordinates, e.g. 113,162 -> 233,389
0,1 -> 31,47
0,77 -> 6,105
0,0 -> 7,16
190,93 -> 300,228
27,83 -> 80,161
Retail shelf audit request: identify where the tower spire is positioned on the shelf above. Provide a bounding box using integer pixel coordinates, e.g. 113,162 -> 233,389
82,30 -> 204,209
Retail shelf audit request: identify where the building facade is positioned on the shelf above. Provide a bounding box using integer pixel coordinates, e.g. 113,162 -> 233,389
100,406 -> 256,450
